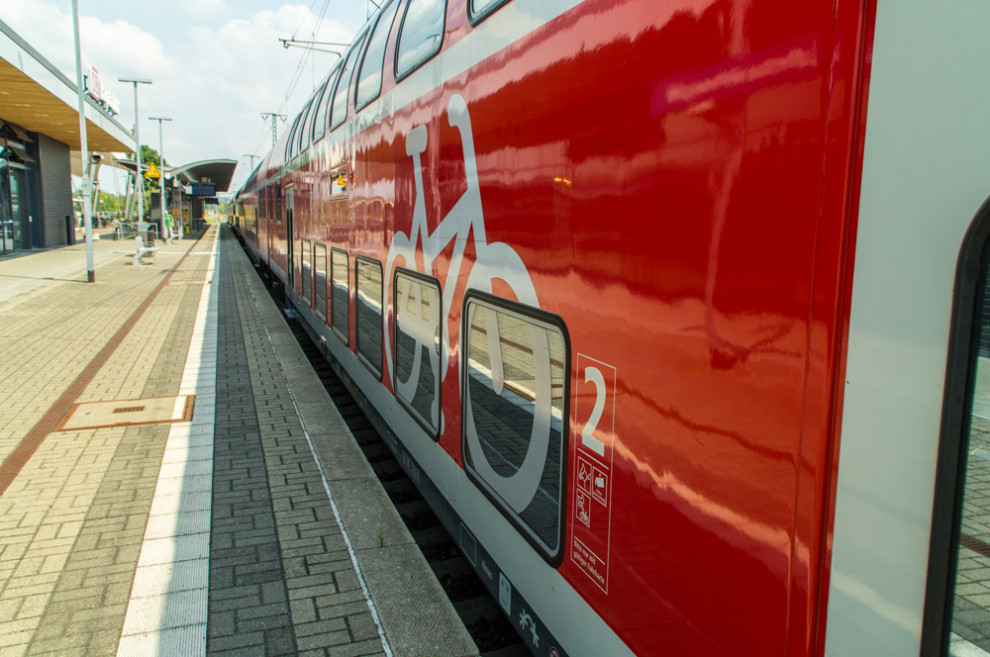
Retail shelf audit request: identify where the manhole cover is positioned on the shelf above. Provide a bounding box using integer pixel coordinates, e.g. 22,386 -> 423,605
55,395 -> 195,431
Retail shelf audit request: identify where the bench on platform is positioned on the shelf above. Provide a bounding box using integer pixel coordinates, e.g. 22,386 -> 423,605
133,234 -> 158,266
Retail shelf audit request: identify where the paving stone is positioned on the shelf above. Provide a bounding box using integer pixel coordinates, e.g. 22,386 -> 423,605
0,227 -> 474,657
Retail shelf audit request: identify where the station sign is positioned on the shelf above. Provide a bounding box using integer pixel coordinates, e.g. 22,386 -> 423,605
83,66 -> 120,117
188,184 -> 216,197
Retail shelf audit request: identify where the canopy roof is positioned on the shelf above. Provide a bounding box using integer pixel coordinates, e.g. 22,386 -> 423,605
0,18 -> 134,155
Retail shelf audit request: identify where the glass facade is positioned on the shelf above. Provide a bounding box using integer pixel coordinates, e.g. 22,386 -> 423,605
0,135 -> 34,255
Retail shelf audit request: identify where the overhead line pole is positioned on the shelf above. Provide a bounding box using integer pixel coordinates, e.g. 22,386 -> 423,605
261,112 -> 286,149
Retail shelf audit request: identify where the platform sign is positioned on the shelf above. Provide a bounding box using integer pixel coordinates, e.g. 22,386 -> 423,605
570,354 -> 616,594
144,162 -> 162,179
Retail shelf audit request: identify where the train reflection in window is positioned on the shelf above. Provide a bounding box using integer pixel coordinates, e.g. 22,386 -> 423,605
331,248 -> 349,343
314,242 -> 327,320
462,294 -> 568,562
394,270 -> 441,436
356,257 -> 383,378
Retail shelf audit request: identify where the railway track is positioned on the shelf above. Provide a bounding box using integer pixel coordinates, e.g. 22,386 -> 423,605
255,266 -> 529,657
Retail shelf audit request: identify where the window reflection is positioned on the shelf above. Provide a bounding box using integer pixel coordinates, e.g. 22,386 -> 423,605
394,271 -> 441,435
300,239 -> 311,303
314,243 -> 327,319
462,297 -> 567,560
470,0 -> 508,20
357,0 -> 399,109
396,0 -> 445,78
331,31 -> 367,130
951,257 -> 990,654
331,248 -> 349,342
356,258 -> 383,376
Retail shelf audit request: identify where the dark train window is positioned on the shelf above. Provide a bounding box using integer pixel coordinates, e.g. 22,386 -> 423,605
356,0 -> 399,110
331,248 -> 349,343
300,239 -> 312,304
311,73 -> 333,143
395,0 -> 446,80
314,242 -> 328,320
924,199 -> 990,655
461,293 -> 569,563
355,257 -> 383,378
468,0 -> 510,23
330,30 -> 368,131
394,270 -> 441,436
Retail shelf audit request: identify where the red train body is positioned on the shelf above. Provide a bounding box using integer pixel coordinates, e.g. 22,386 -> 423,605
231,0 -> 990,655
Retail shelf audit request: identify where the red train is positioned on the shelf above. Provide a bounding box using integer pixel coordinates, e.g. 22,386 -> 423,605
230,0 -> 990,654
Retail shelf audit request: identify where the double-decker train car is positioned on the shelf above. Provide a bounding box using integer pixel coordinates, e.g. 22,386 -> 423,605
229,0 -> 990,654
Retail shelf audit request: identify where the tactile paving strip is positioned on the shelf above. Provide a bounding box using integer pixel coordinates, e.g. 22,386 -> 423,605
54,395 -> 195,431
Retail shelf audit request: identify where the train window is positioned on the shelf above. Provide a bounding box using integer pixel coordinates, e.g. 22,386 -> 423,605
314,242 -> 328,320
355,257 -> 383,378
395,0 -> 446,80
331,248 -> 349,344
461,293 -> 569,563
925,200 -> 990,655
356,0 -> 399,110
330,30 -> 369,131
300,239 -> 312,304
394,270 -> 441,437
297,97 -> 315,154
310,73 -> 333,144
285,113 -> 301,160
468,0 -> 510,24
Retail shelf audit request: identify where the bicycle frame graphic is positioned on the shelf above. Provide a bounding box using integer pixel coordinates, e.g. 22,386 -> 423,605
384,93 -> 554,513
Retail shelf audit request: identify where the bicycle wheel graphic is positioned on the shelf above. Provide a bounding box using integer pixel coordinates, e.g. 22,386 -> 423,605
462,245 -> 557,518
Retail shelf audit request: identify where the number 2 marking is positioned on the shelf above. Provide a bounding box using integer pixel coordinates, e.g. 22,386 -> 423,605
582,366 -> 607,457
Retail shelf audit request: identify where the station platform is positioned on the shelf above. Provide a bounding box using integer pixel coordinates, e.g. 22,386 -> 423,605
0,224 -> 478,657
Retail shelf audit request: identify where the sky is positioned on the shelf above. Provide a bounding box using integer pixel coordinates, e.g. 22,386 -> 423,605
0,0 -> 374,192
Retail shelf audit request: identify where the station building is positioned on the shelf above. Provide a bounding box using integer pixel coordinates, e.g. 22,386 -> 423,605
0,18 -> 134,256
0,19 -> 237,256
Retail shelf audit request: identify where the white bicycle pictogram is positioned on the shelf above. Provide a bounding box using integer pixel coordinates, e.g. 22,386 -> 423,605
384,93 -> 554,513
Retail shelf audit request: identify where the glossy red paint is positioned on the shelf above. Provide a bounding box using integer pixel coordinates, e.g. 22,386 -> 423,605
232,0 -> 874,654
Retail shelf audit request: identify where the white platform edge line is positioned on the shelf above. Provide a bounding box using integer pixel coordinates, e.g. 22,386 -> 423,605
117,227 -> 220,653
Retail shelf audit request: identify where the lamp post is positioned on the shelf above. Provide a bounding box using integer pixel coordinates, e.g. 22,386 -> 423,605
118,77 -> 151,236
149,116 -> 172,241
70,0 -> 94,282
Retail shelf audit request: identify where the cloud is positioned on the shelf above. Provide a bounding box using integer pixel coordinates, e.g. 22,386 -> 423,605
0,1 -> 360,190
1,0 -> 174,80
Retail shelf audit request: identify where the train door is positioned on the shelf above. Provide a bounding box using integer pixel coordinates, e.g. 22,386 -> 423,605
285,185 -> 294,294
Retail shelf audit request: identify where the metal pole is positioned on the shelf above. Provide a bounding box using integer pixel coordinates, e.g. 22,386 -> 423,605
71,0 -> 94,282
149,117 -> 171,241
261,113 -> 286,148
119,78 -> 151,235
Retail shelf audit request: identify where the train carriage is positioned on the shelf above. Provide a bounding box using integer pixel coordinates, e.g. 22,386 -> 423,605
229,0 -> 990,655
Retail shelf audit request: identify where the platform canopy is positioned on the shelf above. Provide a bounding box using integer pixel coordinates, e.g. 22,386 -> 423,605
0,18 -> 135,167
168,159 -> 238,193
